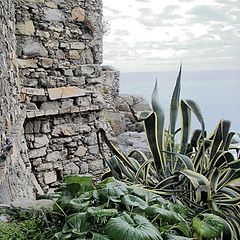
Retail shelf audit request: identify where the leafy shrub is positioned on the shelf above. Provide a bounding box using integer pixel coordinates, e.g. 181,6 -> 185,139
43,175 -> 223,240
97,66 -> 240,239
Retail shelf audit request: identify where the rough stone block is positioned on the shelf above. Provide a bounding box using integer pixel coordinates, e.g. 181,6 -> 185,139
22,88 -> 45,96
48,86 -> 86,100
45,151 -> 61,162
17,59 -> 38,68
41,58 -> 54,68
52,124 -> 75,137
64,163 -> 79,175
70,42 -> 85,50
16,20 -> 35,36
44,8 -> 65,23
28,147 -> 47,158
34,134 -> 49,148
68,50 -> 80,60
75,146 -> 87,157
71,7 -> 85,22
80,162 -> 88,174
40,101 -> 59,111
41,120 -> 50,133
22,40 -> 48,58
44,171 -> 57,184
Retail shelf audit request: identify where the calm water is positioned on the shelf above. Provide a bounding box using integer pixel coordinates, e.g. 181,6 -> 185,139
120,71 -> 240,133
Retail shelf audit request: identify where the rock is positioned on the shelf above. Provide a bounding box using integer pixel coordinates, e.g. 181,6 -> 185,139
45,2 -> 58,9
55,49 -> 65,59
47,86 -> 86,100
116,132 -> 150,158
40,101 -> 59,111
44,171 -> 57,184
26,102 -> 38,110
28,147 -> 47,158
41,121 -> 50,133
0,214 -> 9,223
41,58 -> 54,68
46,151 -> 61,162
21,88 -> 45,96
11,199 -> 54,211
85,133 -> 97,145
88,146 -> 98,154
17,59 -> 38,68
64,162 -> 79,175
52,124 -> 75,137
71,7 -> 85,22
70,42 -> 85,50
68,50 -> 80,59
34,134 -> 49,148
75,146 -> 87,157
63,69 -> 73,77
24,121 -> 34,134
44,8 -> 65,23
80,162 -> 88,174
16,20 -> 35,36
22,40 -> 48,58
75,65 -> 95,76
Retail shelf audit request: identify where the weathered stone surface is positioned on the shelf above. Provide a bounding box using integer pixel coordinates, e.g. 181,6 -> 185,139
45,2 -> 58,9
75,146 -> 87,157
16,20 -> 35,36
41,58 -> 54,68
28,147 -> 47,159
64,162 -> 79,175
80,162 -> 88,174
22,40 -> 48,57
70,42 -> 85,50
52,124 -> 75,137
46,151 -> 61,162
68,50 -> 80,59
71,7 -> 85,22
21,88 -> 45,96
44,171 -> 57,184
40,101 -> 59,111
44,8 -> 65,23
17,59 -> 38,68
34,134 -> 49,148
48,86 -> 86,100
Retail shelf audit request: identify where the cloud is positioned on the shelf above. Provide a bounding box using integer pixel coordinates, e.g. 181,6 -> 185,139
188,5 -> 229,22
103,0 -> 240,71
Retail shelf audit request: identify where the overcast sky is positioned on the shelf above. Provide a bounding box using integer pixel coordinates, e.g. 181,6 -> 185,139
103,0 -> 240,72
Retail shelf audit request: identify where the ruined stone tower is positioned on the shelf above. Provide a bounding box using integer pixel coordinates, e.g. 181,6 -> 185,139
0,0 -> 119,203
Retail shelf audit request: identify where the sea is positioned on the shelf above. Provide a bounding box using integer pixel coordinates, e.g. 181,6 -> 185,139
119,70 -> 240,134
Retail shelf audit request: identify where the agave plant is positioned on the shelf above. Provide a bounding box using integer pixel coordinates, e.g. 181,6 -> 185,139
97,66 -> 240,239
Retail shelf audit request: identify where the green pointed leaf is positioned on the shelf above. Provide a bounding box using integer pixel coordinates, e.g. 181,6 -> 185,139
169,65 -> 182,140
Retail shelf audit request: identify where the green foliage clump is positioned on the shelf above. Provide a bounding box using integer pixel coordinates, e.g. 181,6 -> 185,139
0,208 -> 60,240
44,175 -> 211,240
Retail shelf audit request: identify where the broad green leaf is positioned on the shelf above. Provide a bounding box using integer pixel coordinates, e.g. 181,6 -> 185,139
145,204 -> 182,224
192,213 -> 224,239
163,234 -> 193,240
106,213 -> 162,240
121,194 -> 148,210
62,213 -> 89,234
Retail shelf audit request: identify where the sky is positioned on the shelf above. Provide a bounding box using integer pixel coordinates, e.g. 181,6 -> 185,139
103,0 -> 240,72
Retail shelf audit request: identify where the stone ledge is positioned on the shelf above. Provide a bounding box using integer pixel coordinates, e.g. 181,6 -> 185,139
26,105 -> 100,118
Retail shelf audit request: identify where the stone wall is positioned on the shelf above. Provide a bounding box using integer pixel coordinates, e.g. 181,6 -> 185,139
0,0 -> 41,203
13,0 -> 118,192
